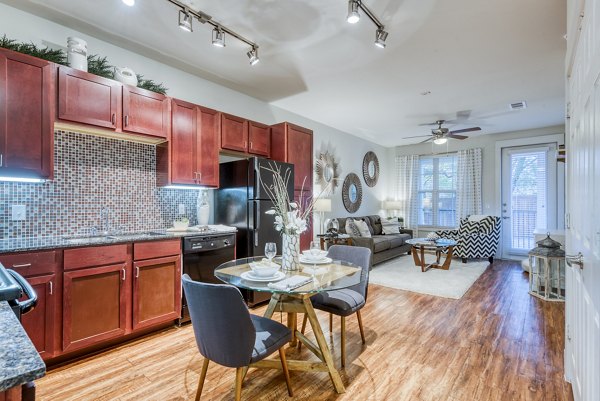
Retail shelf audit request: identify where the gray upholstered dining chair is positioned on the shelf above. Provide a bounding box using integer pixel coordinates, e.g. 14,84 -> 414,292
300,245 -> 372,367
182,275 -> 293,401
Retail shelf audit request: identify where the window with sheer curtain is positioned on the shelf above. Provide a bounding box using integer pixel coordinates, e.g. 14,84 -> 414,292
417,154 -> 457,227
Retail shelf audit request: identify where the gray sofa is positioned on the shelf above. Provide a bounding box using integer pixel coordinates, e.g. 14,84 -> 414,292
334,215 -> 413,266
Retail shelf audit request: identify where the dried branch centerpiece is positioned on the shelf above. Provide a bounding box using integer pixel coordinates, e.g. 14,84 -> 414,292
261,163 -> 324,271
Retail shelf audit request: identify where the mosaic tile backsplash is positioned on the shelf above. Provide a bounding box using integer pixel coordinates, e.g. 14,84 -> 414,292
0,131 -> 202,239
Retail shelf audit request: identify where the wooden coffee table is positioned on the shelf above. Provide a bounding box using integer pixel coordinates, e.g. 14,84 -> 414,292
406,238 -> 457,272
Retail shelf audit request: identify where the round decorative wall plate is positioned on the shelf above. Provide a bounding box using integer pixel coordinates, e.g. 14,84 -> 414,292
362,151 -> 379,187
342,173 -> 363,213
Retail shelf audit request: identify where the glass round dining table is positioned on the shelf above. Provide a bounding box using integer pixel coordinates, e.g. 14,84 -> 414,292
215,256 -> 362,394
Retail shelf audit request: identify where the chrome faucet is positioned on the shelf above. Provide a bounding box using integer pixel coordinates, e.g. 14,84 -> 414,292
100,207 -> 112,236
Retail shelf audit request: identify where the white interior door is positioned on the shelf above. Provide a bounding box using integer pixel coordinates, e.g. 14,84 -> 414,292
500,144 -> 557,259
564,0 -> 600,398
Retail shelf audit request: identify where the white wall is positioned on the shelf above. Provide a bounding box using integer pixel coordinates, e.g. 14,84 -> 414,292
0,3 -> 389,227
385,125 -> 565,239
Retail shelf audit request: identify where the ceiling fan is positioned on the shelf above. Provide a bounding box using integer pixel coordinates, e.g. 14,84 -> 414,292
405,120 -> 481,144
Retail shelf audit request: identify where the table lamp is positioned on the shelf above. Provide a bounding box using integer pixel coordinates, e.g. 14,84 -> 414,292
314,198 -> 332,235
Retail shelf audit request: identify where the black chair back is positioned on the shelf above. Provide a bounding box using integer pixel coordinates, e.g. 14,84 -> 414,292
182,275 -> 255,368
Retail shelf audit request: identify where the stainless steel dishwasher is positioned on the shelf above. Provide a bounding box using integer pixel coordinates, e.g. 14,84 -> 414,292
180,232 -> 236,324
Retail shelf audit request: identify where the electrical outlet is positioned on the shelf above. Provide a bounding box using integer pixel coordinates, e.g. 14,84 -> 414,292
178,203 -> 186,215
11,205 -> 26,221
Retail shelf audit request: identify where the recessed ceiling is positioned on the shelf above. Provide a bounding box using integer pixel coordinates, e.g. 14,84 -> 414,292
2,0 -> 566,147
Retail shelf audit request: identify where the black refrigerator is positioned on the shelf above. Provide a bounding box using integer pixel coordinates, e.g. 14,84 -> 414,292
215,157 -> 294,306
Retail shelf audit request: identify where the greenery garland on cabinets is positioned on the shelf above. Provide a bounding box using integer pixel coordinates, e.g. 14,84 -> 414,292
0,34 -> 168,95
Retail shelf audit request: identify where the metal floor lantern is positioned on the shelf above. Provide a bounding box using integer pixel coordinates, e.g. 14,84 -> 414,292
528,233 -> 566,301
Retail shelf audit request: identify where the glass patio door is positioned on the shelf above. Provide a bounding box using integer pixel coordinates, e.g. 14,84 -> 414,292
501,144 -> 557,258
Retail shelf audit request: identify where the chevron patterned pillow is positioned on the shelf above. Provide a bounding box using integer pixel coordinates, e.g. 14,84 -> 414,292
478,216 -> 496,235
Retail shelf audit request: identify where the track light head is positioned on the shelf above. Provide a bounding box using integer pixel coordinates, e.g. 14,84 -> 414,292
433,137 -> 447,145
179,9 -> 193,32
347,0 -> 360,24
375,29 -> 388,48
212,28 -> 226,47
122,0 -> 135,6
247,47 -> 260,66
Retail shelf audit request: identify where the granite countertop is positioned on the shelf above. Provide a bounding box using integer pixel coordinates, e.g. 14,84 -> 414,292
0,301 -> 46,391
0,225 -> 237,254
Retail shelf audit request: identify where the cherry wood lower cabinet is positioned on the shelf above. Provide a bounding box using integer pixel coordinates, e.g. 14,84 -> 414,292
19,274 -> 57,360
62,263 -> 129,353
0,250 -> 59,361
132,255 -> 181,331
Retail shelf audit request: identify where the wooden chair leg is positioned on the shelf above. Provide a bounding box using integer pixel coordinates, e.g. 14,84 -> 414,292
234,367 -> 244,401
356,310 -> 366,344
329,313 -> 333,333
195,358 -> 210,401
341,316 -> 346,367
279,348 -> 294,396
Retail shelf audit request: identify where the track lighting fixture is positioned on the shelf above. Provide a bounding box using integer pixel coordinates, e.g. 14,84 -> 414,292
122,0 -> 135,6
167,0 -> 259,65
375,29 -> 388,48
212,27 -> 225,47
347,0 -> 360,24
346,0 -> 389,49
247,47 -> 260,65
178,9 -> 193,32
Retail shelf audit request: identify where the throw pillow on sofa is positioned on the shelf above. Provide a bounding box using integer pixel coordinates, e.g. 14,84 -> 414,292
354,219 -> 372,237
381,219 -> 400,235
345,219 -> 362,237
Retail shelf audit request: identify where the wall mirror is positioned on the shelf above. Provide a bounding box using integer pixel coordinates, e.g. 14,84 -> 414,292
342,173 -> 362,213
362,151 -> 379,187
315,151 -> 340,193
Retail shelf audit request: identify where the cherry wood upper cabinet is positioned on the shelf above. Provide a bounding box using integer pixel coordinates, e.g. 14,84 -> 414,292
0,48 -> 54,178
197,106 -> 220,187
170,98 -> 197,185
271,122 -> 313,191
57,65 -> 120,129
248,121 -> 271,157
220,113 -> 248,153
122,86 -> 169,139
165,99 -> 219,187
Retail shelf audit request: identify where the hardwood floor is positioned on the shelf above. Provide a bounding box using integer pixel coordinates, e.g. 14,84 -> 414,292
37,260 -> 573,400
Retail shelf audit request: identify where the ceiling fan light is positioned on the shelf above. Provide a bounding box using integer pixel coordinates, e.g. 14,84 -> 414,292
247,47 -> 260,65
375,29 -> 388,48
179,9 -> 193,32
122,0 -> 135,6
347,0 -> 360,23
212,28 -> 226,47
433,137 -> 447,145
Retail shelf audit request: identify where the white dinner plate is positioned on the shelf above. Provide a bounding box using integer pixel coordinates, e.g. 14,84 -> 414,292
240,271 -> 285,282
299,256 -> 333,265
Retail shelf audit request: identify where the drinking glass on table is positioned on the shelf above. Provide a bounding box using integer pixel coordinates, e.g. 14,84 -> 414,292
309,241 -> 321,258
265,242 -> 277,262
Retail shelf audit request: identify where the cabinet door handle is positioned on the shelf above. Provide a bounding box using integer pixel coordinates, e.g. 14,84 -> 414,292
49,281 -> 53,295
121,267 -> 126,281
250,141 -> 253,149
198,172 -> 201,182
124,115 -> 129,127
0,153 -> 3,167
135,266 -> 140,278
111,113 -> 116,125
12,263 -> 32,268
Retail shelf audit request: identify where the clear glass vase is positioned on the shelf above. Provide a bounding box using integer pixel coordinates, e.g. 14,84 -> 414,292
282,233 -> 300,271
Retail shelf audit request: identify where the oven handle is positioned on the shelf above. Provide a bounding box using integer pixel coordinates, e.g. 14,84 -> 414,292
7,269 -> 38,315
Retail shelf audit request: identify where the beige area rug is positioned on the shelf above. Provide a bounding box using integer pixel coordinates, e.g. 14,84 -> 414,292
369,254 -> 490,299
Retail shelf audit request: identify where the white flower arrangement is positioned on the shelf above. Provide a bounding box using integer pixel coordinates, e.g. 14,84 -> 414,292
261,163 -> 328,236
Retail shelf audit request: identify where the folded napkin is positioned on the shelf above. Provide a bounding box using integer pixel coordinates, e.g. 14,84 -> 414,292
249,259 -> 279,269
267,275 -> 313,291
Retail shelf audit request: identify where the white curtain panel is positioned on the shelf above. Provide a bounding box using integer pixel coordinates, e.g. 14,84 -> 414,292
456,148 -> 483,224
394,155 -> 419,228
